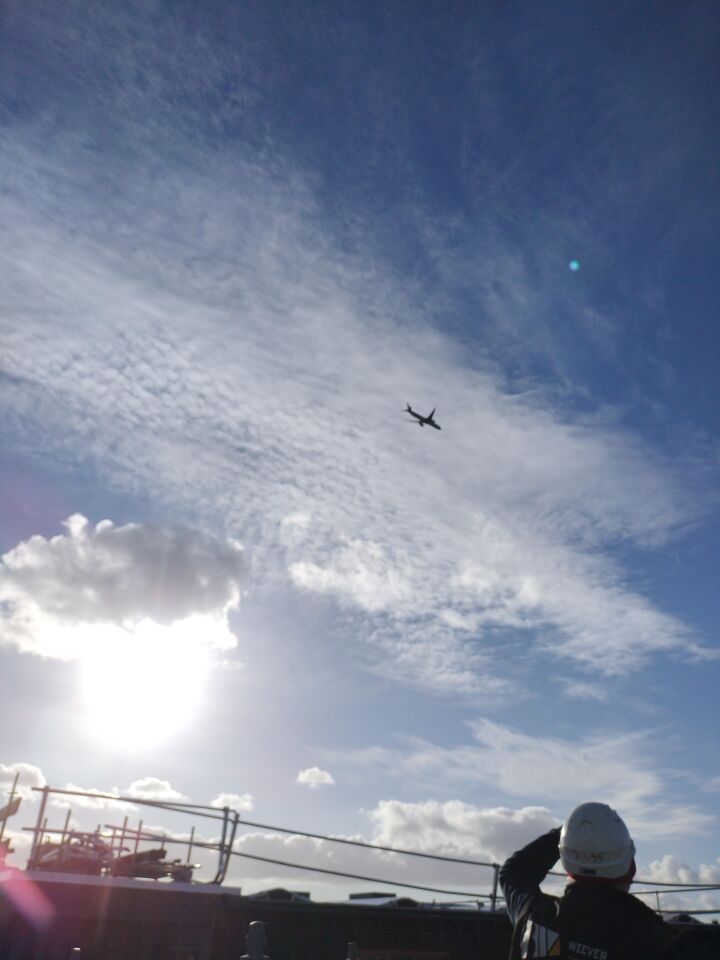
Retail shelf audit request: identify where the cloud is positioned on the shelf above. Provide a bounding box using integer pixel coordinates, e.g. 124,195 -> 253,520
0,2 -> 714,702
50,784 -> 135,812
226,807 -> 717,908
296,767 -> 335,789
229,827 -> 496,897
557,679 -> 608,702
279,513 -> 312,548
326,719 -> 715,840
365,617 -> 512,697
126,778 -> 187,801
290,540 -> 412,614
0,762 -> 45,801
211,792 -> 254,812
0,516 -> 244,660
641,854 -> 720,914
367,800 -> 558,864
644,853 -> 720,886
0,178 -> 701,695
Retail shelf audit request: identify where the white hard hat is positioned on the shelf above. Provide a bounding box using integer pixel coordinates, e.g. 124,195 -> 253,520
559,802 -> 636,880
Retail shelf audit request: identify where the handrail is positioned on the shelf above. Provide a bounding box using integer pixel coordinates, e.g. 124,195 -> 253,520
5,784 -> 717,914
230,815 -> 720,890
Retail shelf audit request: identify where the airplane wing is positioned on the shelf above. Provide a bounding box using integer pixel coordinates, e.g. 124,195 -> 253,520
428,408 -> 435,419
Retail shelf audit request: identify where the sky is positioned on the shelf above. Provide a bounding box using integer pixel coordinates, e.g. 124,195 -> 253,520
1,0 -> 719,914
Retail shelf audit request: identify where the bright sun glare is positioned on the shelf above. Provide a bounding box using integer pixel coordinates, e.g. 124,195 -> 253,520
79,618 -> 212,747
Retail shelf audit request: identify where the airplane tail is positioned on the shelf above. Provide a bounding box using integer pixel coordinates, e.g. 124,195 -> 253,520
406,402 -> 412,412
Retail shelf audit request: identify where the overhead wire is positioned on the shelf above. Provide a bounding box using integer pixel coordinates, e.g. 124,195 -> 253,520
234,816 -> 720,891
230,848 -> 494,900
236,816 -> 496,868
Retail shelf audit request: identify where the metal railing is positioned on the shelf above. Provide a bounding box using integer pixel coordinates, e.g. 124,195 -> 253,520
3,782 -> 718,916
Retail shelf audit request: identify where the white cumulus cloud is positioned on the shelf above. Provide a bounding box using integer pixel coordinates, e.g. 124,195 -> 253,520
368,800 -> 558,864
50,783 -> 136,812
0,762 -> 45,801
0,515 -> 245,660
296,767 -> 336,789
211,792 -> 254,812
126,778 -> 186,801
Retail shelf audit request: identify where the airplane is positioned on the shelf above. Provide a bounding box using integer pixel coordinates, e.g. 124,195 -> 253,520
404,403 -> 441,430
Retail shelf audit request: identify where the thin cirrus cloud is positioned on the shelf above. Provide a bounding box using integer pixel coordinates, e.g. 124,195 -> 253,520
0,148 -> 705,695
0,4 -> 713,704
323,719 -> 714,841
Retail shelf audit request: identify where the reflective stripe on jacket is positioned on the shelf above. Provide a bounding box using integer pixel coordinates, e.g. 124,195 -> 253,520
499,828 -> 691,960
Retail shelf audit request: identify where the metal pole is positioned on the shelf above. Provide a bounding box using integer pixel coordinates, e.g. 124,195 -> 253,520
217,810 -> 240,884
213,807 -> 230,884
346,944 -> 359,960
30,785 -> 50,864
59,809 -> 71,867
60,809 -> 71,846
118,815 -> 128,857
490,863 -> 500,912
0,771 -> 20,844
134,820 -> 143,854
186,825 -> 195,864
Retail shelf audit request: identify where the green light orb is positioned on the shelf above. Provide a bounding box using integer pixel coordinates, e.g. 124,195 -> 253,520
569,260 -> 581,271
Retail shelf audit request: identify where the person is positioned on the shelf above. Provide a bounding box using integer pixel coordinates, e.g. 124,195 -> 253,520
499,802 -> 705,959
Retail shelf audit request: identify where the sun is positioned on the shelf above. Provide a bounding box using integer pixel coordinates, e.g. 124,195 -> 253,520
78,618 -> 213,748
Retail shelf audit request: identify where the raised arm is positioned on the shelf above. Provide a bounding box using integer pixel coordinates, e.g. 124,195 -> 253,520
499,826 -> 562,928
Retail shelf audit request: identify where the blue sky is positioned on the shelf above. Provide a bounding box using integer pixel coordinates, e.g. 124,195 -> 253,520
1,1 -> 719,910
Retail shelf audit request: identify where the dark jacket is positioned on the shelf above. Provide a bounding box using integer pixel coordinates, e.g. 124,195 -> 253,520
499,828 -> 698,959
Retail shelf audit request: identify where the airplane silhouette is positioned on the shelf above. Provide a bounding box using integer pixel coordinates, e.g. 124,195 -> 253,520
405,403 -> 441,430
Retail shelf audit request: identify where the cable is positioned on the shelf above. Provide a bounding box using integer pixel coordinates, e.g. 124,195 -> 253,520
231,847 -> 720,914
656,908 -> 720,915
236,817 -> 720,890
231,849 -> 496,901
236,817 -> 496,868
540,871 -> 720,893
633,887 -> 720,896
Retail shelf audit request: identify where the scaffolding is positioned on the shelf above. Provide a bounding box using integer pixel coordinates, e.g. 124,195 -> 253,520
24,785 -> 240,885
